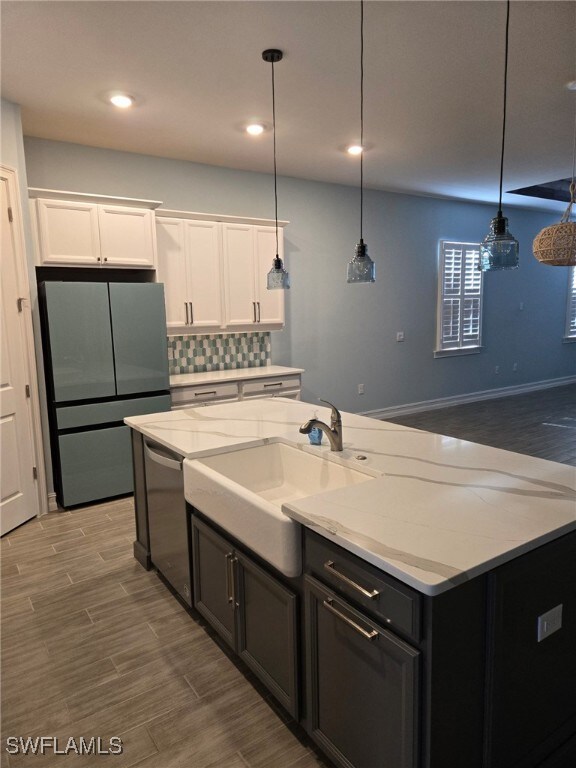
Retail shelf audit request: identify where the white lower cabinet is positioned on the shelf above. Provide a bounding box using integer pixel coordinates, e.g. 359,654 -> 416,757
156,218 -> 223,331
32,196 -> 158,268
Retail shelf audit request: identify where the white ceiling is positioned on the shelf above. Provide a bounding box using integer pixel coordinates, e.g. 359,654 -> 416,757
2,1 -> 575,212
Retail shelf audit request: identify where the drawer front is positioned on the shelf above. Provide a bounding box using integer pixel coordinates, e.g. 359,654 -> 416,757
171,382 -> 239,406
56,395 -> 171,430
305,530 -> 421,642
241,375 -> 301,398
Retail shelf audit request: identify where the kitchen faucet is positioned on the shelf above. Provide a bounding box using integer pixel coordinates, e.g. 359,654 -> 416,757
299,399 -> 343,452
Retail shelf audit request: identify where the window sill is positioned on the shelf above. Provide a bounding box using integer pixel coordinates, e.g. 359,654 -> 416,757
434,346 -> 483,358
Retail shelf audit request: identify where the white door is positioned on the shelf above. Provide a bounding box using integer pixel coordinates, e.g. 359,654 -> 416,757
98,205 -> 156,267
254,226 -> 285,326
157,218 -> 189,328
222,223 -> 256,326
0,177 -> 39,534
184,220 -> 223,330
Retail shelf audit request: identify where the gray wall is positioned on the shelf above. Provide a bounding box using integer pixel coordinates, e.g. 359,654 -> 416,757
24,137 -> 574,413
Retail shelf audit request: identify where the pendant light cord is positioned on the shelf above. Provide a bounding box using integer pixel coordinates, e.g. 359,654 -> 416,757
498,0 -> 511,217
271,59 -> 280,258
360,0 -> 364,241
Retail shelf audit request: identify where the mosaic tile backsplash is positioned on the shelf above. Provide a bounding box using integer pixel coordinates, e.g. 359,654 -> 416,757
168,333 -> 271,375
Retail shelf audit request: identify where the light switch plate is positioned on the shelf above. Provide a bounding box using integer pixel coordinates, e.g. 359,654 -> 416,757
537,604 -> 563,642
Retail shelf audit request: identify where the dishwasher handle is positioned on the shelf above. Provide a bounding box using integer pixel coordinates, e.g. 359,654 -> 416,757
144,441 -> 183,472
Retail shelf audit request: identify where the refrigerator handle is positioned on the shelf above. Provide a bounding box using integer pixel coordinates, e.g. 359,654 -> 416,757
144,441 -> 183,472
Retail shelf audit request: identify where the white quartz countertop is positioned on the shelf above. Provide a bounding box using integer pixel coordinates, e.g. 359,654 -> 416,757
170,366 -> 304,388
125,398 -> 576,596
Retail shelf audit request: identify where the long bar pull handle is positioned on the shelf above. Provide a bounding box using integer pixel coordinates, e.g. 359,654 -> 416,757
185,302 -> 190,325
225,553 -> 234,604
322,599 -> 378,641
252,301 -> 257,322
257,301 -> 261,323
324,560 -> 380,599
263,382 -> 283,388
194,390 -> 217,397
230,556 -> 238,607
189,302 -> 194,325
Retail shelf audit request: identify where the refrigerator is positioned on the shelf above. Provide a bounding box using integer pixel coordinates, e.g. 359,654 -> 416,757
39,281 -> 171,508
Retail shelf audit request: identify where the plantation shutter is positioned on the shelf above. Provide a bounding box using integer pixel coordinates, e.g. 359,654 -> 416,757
438,242 -> 483,351
566,267 -> 576,339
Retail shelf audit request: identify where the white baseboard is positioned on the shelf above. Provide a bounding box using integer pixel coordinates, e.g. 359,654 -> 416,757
361,375 -> 576,421
47,492 -> 59,512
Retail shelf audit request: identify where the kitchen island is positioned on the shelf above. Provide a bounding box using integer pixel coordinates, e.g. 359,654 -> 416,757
126,398 -> 576,768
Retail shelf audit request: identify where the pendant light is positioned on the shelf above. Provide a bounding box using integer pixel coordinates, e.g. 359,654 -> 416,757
532,104 -> 576,267
478,0 -> 519,272
263,49 -> 290,290
347,0 -> 375,283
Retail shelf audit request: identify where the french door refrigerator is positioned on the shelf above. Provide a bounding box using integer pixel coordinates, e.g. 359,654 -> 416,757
39,281 -> 171,508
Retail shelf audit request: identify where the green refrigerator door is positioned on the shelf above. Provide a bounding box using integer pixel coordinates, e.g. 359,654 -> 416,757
43,282 -> 116,402
109,283 -> 169,395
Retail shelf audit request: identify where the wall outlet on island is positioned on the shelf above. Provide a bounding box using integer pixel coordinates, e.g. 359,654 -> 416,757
495,365 -> 500,374
357,384 -> 365,395
396,331 -> 405,342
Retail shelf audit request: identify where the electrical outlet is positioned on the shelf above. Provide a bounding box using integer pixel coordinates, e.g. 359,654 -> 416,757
519,301 -> 524,310
357,384 -> 365,395
513,362 -> 518,372
396,331 -> 405,342
537,604 -> 563,642
495,365 -> 500,374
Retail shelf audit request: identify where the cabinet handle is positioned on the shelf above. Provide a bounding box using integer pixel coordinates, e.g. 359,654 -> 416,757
185,302 -> 190,325
252,301 -> 257,322
257,301 -> 261,323
189,302 -> 194,325
322,598 -> 378,641
225,552 -> 234,604
104,257 -> 108,262
97,257 -> 101,262
194,390 -> 217,397
324,560 -> 381,599
263,382 -> 282,388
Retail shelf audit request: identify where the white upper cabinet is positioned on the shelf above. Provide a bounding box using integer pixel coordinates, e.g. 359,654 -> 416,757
30,190 -> 161,269
222,223 -> 284,329
98,205 -> 157,267
157,218 -> 223,331
157,211 -> 286,333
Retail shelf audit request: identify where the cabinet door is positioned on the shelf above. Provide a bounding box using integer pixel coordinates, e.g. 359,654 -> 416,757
191,516 -> 235,648
36,199 -> 101,265
235,551 -> 299,718
254,226 -> 285,326
98,205 -> 156,267
222,223 -> 257,326
184,220 -> 223,330
156,218 -> 188,329
305,576 -> 420,768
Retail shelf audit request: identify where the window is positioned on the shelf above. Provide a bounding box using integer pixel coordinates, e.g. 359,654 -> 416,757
565,266 -> 576,340
436,241 -> 483,355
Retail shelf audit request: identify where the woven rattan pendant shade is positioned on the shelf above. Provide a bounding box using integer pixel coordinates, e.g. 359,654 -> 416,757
533,182 -> 576,267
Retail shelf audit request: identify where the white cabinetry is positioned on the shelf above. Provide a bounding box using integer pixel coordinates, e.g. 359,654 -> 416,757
156,218 -> 223,331
222,224 -> 284,328
30,190 -> 160,269
156,210 -> 286,333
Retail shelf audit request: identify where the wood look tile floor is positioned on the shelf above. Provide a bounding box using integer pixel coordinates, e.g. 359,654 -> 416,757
0,498 -> 328,768
387,383 -> 576,467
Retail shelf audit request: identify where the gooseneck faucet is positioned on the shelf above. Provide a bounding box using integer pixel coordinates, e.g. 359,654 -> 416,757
299,399 -> 343,452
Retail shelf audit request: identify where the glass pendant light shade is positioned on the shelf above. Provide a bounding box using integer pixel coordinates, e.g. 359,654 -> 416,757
478,213 -> 519,271
347,238 -> 375,283
267,255 -> 290,289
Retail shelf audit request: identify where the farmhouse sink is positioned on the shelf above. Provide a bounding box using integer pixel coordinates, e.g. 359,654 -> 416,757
183,440 -> 375,577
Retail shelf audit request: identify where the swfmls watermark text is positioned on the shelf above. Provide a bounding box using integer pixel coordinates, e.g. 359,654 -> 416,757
5,736 -> 123,756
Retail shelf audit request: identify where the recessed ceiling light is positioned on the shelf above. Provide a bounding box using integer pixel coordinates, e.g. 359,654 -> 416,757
566,80 -> 576,92
246,123 -> 265,136
347,144 -> 363,156
110,94 -> 134,109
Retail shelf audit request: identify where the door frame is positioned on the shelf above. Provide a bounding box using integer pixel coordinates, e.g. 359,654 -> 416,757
1,164 -> 48,518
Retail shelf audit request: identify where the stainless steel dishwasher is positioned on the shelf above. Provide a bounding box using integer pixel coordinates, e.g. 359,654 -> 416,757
144,440 -> 191,606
